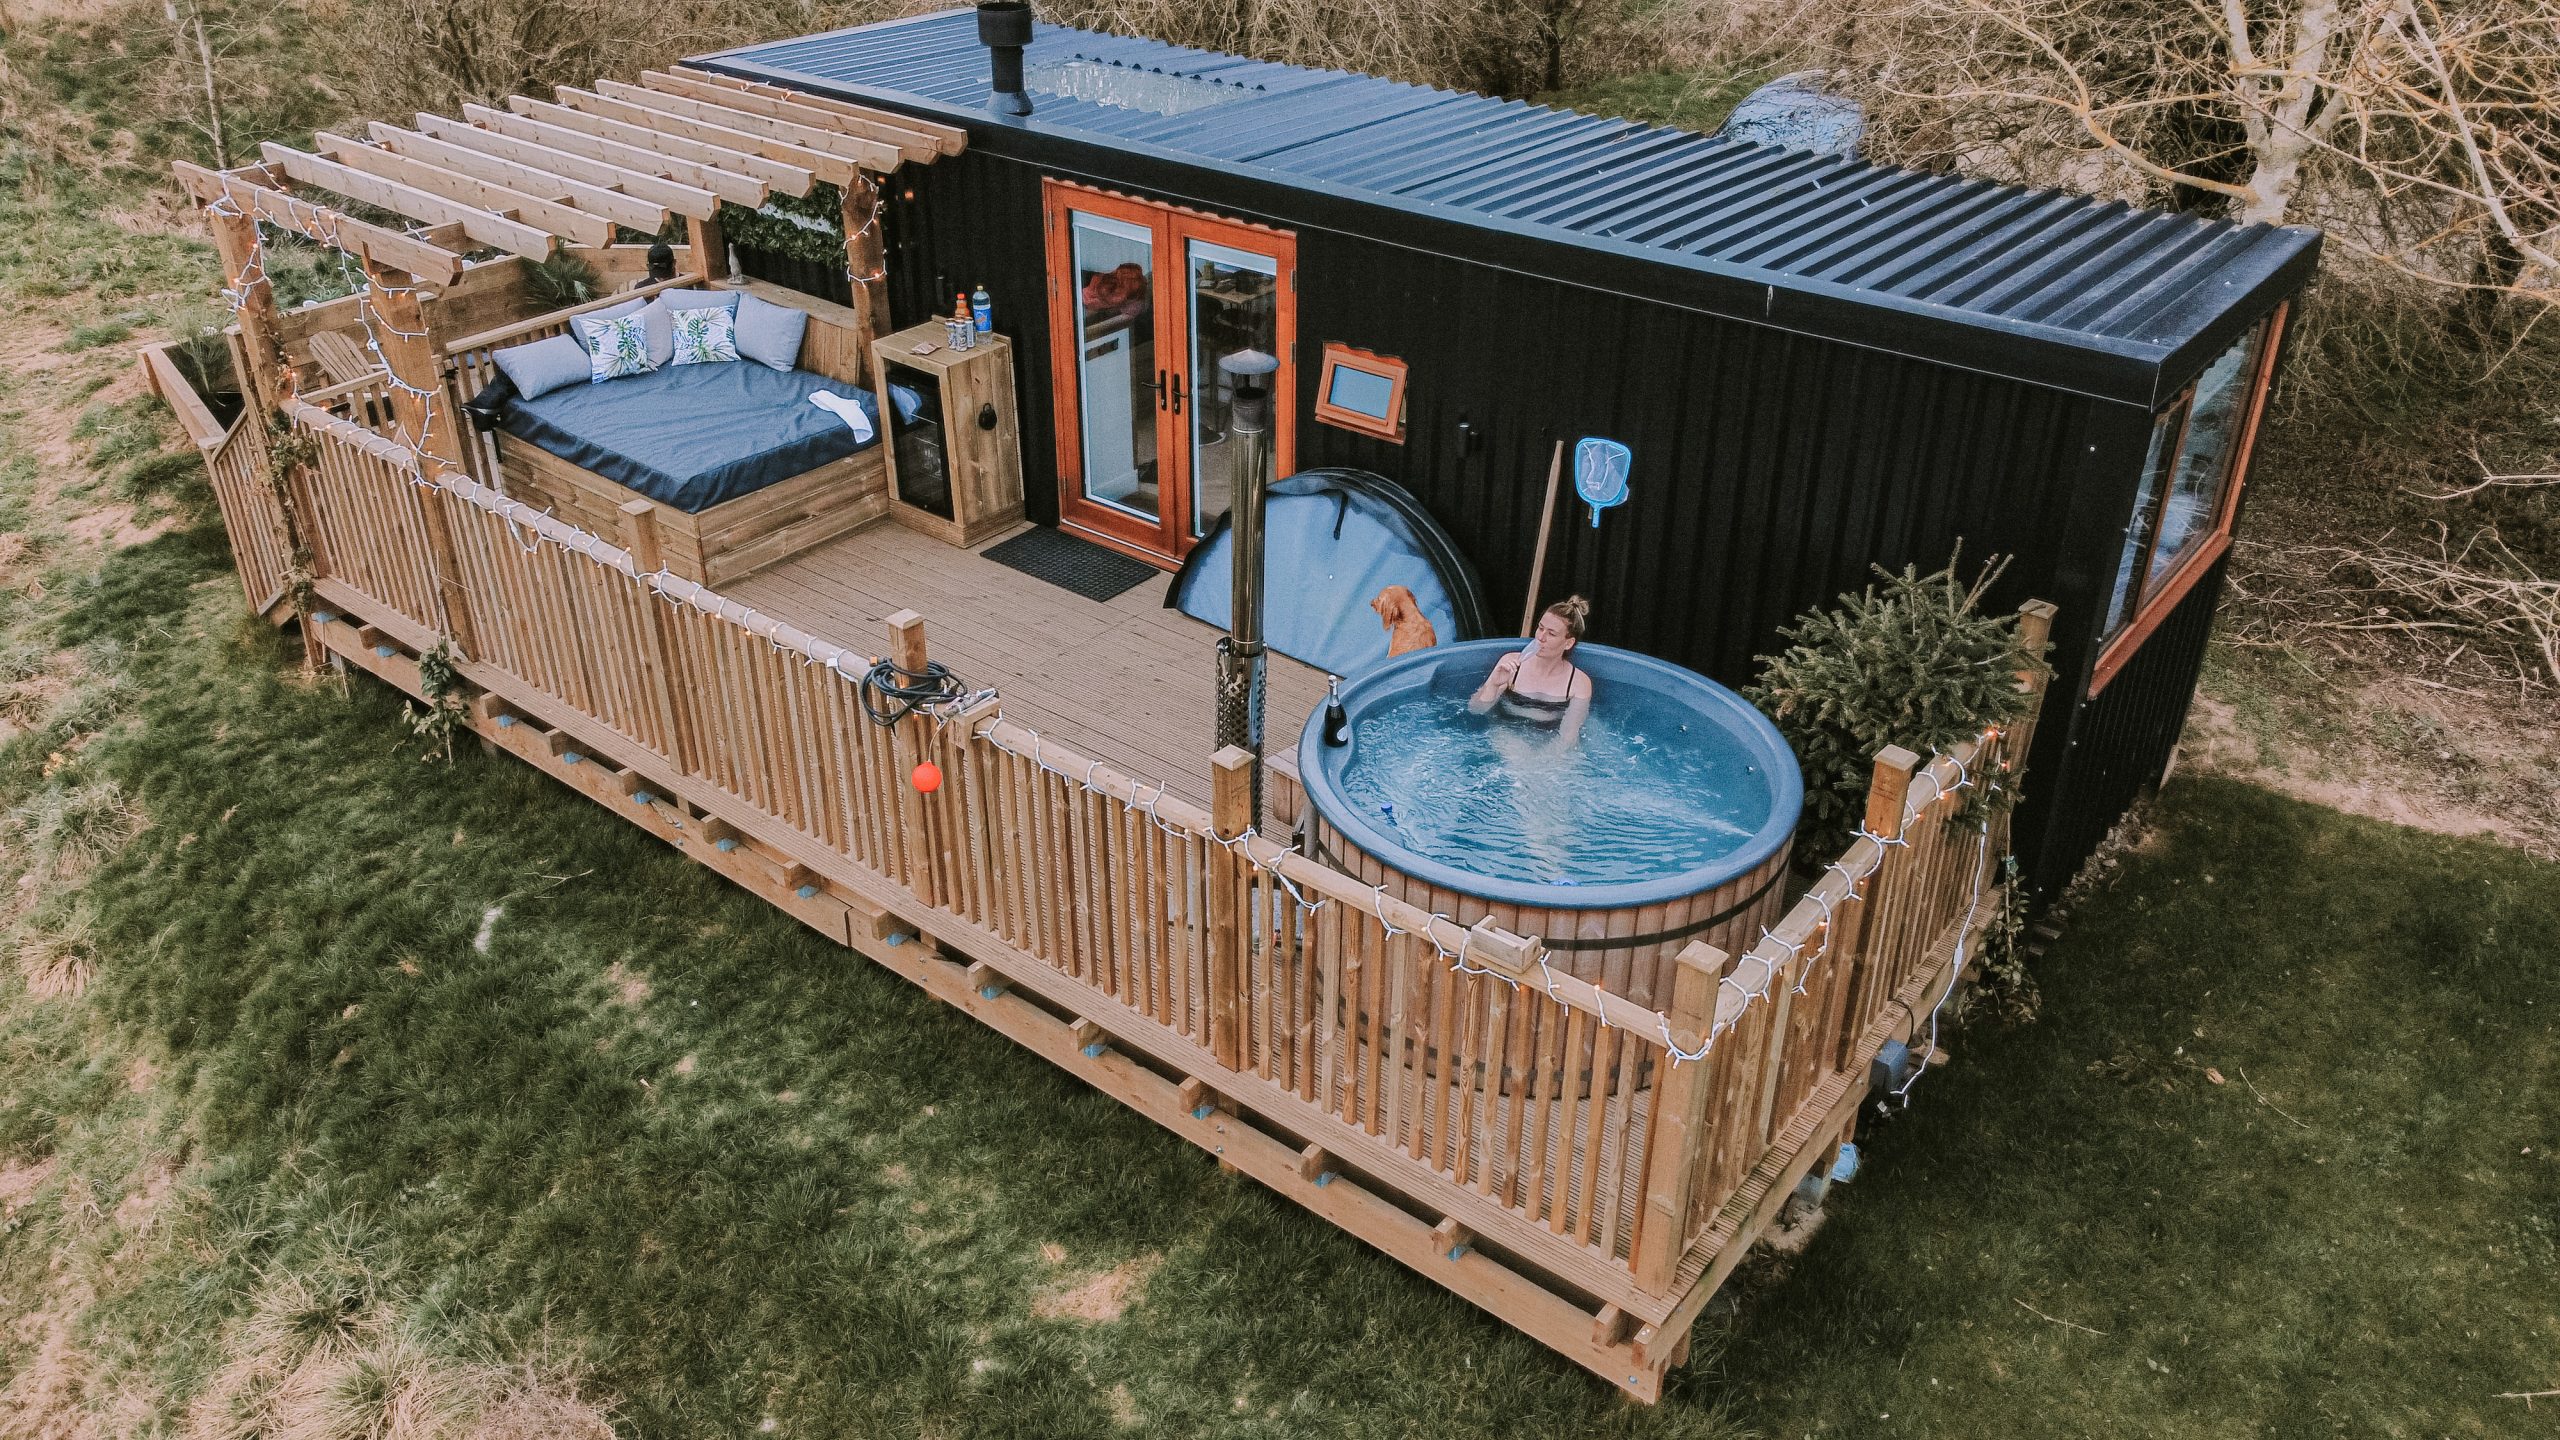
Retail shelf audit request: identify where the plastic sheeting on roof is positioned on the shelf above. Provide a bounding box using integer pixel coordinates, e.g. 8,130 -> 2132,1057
1719,72 -> 1863,158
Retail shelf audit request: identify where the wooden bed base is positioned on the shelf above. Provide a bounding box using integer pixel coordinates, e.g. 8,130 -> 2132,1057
494,432 -> 888,589
453,279 -> 892,588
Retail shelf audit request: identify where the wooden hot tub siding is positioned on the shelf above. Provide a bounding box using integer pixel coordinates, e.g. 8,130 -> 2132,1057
1306,813 -> 1793,1011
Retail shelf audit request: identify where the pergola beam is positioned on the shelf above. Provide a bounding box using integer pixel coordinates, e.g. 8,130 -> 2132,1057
606,74 -> 906,169
670,65 -> 966,157
173,158 -> 467,283
313,132 -> 616,249
458,104 -> 775,207
366,122 -> 671,233
507,95 -> 813,197
414,114 -> 718,220
259,142 -> 556,260
561,85 -> 865,188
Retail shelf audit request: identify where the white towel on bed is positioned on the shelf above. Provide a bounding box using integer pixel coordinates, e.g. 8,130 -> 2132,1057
807,390 -> 875,445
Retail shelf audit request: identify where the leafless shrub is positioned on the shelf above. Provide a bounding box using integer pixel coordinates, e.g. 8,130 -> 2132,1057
1828,1 -> 2556,333
2225,525 -> 2560,694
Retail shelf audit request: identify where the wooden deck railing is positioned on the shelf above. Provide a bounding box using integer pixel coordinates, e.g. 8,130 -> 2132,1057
139,341 -> 294,616
198,398 -> 2051,1398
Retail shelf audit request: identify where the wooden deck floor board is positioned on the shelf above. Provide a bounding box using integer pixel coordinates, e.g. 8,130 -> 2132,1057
729,522 -> 1330,809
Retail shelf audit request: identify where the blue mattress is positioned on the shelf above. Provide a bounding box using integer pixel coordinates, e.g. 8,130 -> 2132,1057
498,363 -> 879,513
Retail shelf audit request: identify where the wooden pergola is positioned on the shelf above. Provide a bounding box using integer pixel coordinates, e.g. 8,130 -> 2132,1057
174,65 -> 964,472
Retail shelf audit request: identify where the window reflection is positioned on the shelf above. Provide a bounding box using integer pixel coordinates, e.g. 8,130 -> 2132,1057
2143,338 -> 2256,602
2102,405 -> 2186,638
2100,317 -> 2273,647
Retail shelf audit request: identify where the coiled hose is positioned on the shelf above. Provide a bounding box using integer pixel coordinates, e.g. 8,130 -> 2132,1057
858,659 -> 968,727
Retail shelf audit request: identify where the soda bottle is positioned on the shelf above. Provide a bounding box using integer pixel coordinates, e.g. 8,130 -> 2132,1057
971,284 -> 993,334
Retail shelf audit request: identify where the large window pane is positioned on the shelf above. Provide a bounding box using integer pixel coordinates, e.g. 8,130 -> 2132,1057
2102,403 -> 2186,639
1185,237 -> 1280,538
2141,333 -> 2259,603
1071,210 -> 1159,521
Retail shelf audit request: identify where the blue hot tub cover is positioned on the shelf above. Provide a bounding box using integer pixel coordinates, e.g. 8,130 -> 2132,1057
1168,467 -> 1491,677
486,362 -> 879,514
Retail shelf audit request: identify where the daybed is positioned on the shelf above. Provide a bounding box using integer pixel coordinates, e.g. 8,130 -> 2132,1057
451,279 -> 889,588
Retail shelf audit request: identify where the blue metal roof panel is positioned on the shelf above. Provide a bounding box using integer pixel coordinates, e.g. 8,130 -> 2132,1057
700,8 -> 2320,402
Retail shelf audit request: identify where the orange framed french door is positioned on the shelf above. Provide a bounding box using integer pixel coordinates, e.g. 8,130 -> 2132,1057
1043,178 -> 1296,567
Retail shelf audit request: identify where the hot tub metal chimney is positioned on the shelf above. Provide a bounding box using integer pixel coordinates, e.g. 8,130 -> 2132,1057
978,2 -> 1035,117
1215,348 -> 1281,818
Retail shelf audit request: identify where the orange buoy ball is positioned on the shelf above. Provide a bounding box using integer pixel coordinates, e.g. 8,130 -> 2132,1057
911,761 -> 944,794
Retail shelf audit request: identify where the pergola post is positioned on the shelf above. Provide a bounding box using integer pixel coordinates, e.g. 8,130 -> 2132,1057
842,170 -> 888,377
361,256 -> 479,658
686,210 -> 730,282
205,198 -> 292,415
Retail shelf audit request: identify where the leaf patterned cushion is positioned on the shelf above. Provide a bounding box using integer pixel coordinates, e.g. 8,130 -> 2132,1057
578,313 -> 656,383
670,306 -> 741,367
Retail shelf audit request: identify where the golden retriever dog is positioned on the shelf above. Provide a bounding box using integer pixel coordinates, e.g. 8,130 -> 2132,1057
1371,584 -> 1439,658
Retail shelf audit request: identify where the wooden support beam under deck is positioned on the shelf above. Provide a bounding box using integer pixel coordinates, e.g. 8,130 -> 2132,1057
365,122 -> 672,232
257,142 -> 555,259
313,132 -> 615,248
456,105 -> 773,207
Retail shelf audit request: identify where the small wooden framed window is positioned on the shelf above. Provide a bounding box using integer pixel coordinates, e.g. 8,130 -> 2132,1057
2089,305 -> 2287,697
1314,343 -> 1408,442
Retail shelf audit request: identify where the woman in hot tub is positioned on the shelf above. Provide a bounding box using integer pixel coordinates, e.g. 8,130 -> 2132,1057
1468,596 -> 1594,747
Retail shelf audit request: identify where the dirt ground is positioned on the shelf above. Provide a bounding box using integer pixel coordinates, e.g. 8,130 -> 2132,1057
2177,654 -> 2558,861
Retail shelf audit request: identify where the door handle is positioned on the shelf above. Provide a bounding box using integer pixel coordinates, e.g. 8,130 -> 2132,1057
1152,368 -> 1167,410
1171,373 -> 1185,415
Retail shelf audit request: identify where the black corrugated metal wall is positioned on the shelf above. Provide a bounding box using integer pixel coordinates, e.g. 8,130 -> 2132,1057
880,148 -> 2202,893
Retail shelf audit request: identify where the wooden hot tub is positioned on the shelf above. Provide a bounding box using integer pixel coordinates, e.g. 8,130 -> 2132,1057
1293,641 -> 1799,1011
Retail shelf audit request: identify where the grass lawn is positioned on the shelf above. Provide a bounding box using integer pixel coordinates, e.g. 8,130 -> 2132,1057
1,497 -> 2553,1434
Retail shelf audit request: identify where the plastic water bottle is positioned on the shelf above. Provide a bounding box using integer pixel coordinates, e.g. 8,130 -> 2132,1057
971,284 -> 993,334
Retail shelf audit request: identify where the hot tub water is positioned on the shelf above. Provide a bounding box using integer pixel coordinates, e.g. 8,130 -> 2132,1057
1336,688 -> 1770,888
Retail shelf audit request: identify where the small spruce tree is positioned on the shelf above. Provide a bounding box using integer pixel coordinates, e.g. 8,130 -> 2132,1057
1746,550 -> 2046,864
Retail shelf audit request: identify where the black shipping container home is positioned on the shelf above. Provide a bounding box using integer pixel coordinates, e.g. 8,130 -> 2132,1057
698,5 -> 2321,890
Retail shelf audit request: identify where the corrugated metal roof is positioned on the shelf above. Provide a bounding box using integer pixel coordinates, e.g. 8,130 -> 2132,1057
699,9 -> 2319,406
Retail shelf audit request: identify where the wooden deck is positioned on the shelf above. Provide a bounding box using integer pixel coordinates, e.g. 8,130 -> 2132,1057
729,521 -> 1332,811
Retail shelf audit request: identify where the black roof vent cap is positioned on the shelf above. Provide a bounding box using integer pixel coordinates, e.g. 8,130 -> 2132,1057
978,2 -> 1034,116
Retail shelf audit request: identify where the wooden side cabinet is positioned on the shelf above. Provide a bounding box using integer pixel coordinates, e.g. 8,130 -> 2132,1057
871,320 -> 1025,548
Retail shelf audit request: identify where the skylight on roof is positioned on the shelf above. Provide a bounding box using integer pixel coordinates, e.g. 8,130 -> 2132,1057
1027,56 -> 1254,116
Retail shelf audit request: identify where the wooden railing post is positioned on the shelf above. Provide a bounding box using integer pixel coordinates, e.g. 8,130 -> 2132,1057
1207,745 -> 1254,1071
360,257 -> 479,659
886,610 -> 943,908
620,499 -> 697,774
1834,745 -> 1920,1068
687,210 -> 729,282
1632,942 -> 1724,1293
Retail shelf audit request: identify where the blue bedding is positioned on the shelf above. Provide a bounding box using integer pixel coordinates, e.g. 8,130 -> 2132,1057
496,363 -> 879,513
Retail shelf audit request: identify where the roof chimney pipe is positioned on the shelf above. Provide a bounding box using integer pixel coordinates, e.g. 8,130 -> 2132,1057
978,2 -> 1034,117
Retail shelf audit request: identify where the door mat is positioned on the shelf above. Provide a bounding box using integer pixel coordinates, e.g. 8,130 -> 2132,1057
982,526 -> 1159,603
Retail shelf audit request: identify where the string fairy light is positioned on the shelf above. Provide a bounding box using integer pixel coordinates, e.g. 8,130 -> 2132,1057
283,367 -> 2024,1077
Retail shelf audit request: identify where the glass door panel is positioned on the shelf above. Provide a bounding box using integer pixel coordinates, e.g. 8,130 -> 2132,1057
1184,237 -> 1282,539
1044,179 -> 1296,567
1068,209 -> 1160,524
